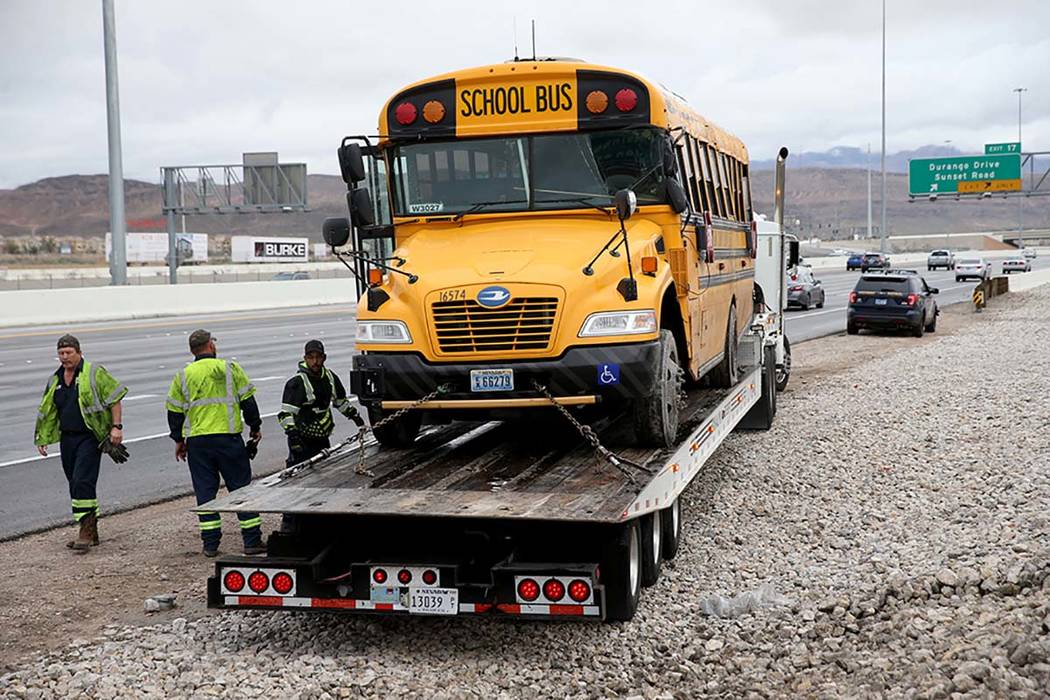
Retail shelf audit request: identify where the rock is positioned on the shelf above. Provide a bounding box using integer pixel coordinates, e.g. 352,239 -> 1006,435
935,568 -> 959,588
704,639 -> 724,652
951,673 -> 977,693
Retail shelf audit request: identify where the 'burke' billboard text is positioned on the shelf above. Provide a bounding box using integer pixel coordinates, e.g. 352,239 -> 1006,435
255,241 -> 307,258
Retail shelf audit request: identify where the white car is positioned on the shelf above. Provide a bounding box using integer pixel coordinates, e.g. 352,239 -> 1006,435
955,257 -> 990,282
1002,256 -> 1031,274
1022,248 -> 1037,260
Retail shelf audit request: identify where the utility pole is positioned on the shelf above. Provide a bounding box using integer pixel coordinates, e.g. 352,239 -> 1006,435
1013,87 -> 1027,246
102,0 -> 127,285
867,143 -> 872,239
880,0 -> 887,253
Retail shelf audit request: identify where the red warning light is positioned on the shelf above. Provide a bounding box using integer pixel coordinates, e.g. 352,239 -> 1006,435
614,89 -> 638,112
395,101 -> 417,125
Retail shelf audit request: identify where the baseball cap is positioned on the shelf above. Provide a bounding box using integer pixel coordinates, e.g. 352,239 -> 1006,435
304,339 -> 325,355
188,329 -> 214,352
57,334 -> 81,352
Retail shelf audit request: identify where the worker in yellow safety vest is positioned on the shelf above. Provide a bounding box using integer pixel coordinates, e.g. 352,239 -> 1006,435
34,334 -> 128,552
166,329 -> 265,557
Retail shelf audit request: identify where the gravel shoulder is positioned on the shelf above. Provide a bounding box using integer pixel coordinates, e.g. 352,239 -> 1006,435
2,291 -> 1049,698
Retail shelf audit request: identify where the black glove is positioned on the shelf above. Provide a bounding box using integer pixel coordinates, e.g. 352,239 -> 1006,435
245,437 -> 259,461
288,431 -> 304,455
99,437 -> 130,464
348,408 -> 365,428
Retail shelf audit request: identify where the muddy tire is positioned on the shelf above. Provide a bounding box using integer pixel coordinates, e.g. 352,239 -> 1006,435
632,329 -> 682,448
367,406 -> 422,447
660,497 -> 682,560
710,304 -> 739,388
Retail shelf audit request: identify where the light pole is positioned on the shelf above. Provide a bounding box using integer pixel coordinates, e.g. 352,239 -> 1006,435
880,0 -> 887,253
102,0 -> 127,285
1013,87 -> 1026,245
867,143 -> 872,240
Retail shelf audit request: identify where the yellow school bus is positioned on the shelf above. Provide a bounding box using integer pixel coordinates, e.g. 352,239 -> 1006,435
341,58 -> 756,448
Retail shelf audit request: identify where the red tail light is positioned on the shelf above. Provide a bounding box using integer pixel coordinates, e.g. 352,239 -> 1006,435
394,101 -> 417,125
248,571 -> 269,594
372,568 -> 388,584
517,578 -> 540,602
542,579 -> 565,602
397,569 -> 413,585
223,570 -> 245,593
789,285 -> 803,291
849,291 -> 858,303
614,88 -> 638,112
422,569 -> 437,585
568,579 -> 591,602
272,572 -> 294,595
905,294 -> 919,306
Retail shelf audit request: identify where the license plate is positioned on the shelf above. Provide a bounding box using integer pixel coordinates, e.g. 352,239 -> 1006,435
404,587 -> 458,615
470,369 -> 513,392
875,298 -> 888,305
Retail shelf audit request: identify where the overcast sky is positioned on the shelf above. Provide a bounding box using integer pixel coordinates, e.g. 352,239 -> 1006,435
0,0 -> 1046,188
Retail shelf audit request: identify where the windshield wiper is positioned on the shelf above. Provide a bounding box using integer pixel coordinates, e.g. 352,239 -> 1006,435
535,196 -> 613,215
451,199 -> 529,222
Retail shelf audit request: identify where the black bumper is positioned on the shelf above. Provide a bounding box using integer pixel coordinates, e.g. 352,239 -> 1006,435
848,306 -> 922,328
350,341 -> 661,404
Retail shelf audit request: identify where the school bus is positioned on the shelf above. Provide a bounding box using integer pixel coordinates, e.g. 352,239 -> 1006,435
334,58 -> 756,448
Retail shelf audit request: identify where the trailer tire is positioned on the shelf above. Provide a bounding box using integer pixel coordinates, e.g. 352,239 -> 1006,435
632,329 -> 682,448
774,335 -> 791,392
710,304 -> 739,388
368,406 -> 422,447
602,521 -> 641,622
739,345 -> 776,430
639,512 -> 662,587
660,497 -> 682,561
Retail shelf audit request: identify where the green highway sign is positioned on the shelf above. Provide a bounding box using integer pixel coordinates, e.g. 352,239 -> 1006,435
985,142 -> 1020,155
908,154 -> 1021,196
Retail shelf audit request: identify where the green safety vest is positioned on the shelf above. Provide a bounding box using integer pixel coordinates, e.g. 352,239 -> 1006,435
279,363 -> 348,438
34,361 -> 128,445
166,358 -> 256,439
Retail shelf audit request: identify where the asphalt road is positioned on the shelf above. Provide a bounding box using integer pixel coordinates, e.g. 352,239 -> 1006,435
2,259 -> 1047,539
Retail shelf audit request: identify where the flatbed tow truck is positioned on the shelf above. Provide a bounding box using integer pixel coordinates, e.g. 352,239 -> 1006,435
201,150 -> 795,623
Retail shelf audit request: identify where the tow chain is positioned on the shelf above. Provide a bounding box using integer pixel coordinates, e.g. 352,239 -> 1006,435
353,384 -> 451,476
531,380 -> 648,484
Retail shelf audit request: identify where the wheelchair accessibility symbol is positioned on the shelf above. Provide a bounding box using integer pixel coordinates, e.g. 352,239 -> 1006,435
597,363 -> 621,386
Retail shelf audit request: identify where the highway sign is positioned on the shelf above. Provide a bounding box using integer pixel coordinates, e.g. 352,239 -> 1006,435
985,142 -> 1020,155
908,154 -> 1021,196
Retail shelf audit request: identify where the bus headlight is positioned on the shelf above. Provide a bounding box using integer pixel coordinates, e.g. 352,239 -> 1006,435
578,310 -> 657,337
356,321 -> 413,344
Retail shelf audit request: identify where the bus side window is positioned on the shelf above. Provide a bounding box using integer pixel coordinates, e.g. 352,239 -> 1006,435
698,142 -> 717,218
688,138 -> 709,214
675,140 -> 698,213
706,144 -> 727,219
717,151 -> 735,221
741,162 -> 753,222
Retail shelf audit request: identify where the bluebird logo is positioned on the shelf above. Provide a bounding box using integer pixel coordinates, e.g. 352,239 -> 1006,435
477,286 -> 512,308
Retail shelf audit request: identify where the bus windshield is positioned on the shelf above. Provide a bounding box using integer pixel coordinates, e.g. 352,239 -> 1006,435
390,128 -> 668,217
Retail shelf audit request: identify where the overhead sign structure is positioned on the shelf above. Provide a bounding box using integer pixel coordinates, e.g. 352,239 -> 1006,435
908,154 -> 1022,196
985,142 -> 1020,155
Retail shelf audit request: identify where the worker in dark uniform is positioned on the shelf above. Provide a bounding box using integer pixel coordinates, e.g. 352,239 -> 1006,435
34,334 -> 128,552
166,329 -> 265,557
277,339 -> 364,467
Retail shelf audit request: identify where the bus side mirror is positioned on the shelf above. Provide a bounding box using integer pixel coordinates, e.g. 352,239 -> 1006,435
787,240 -> 800,268
338,144 -> 367,184
665,179 -> 689,214
348,188 -> 375,228
614,189 -> 637,221
322,217 -> 351,247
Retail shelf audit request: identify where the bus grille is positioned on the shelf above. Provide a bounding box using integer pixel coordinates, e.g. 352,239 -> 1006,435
430,297 -> 559,353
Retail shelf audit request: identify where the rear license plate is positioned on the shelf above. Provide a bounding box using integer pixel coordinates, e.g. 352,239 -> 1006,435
404,587 -> 458,615
875,298 -> 888,305
470,369 -> 513,392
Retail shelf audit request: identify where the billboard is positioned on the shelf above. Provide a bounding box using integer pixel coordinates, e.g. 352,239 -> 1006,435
105,232 -> 208,264
231,236 -> 310,263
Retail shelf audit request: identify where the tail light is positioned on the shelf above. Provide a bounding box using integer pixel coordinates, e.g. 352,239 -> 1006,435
394,101 -> 417,126
568,579 -> 591,603
517,578 -> 540,602
790,285 -> 803,291
614,88 -> 638,112
397,569 -> 413,585
848,291 -> 858,303
248,571 -> 269,594
542,579 -> 565,602
422,569 -> 437,585
372,568 -> 388,584
905,294 -> 919,306
223,570 -> 245,593
272,572 -> 294,595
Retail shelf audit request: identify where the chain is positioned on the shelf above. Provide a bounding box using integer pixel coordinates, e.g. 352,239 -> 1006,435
355,384 -> 452,475
530,380 -> 647,484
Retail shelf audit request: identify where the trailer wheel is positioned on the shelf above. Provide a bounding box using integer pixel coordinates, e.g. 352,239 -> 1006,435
660,497 -> 682,561
639,512 -> 662,587
739,345 -> 776,430
774,335 -> 791,392
632,329 -> 682,448
602,521 -> 641,622
367,406 -> 422,447
710,304 -> 739,388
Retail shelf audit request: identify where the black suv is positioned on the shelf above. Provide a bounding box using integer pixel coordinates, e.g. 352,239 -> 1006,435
847,273 -> 939,337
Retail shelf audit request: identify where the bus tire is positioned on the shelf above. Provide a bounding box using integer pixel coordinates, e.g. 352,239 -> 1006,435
710,304 -> 739,388
639,512 -> 662,587
367,406 -> 422,447
632,329 -> 682,447
660,497 -> 682,561
602,521 -> 641,622
774,335 -> 791,392
739,345 -> 776,430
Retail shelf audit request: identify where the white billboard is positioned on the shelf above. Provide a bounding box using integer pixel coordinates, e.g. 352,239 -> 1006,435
105,232 -> 208,264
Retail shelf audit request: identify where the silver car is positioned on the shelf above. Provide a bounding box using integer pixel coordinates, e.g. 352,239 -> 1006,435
1023,248 -> 1037,260
955,257 -> 990,282
926,249 -> 955,270
1002,256 -> 1031,274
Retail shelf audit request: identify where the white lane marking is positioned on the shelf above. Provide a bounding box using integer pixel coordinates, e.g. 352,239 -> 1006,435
123,394 -> 159,402
786,308 -> 844,319
254,376 -> 283,382
0,411 -> 279,469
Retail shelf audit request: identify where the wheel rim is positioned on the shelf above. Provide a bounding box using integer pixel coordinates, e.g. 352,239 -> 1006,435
776,341 -> 791,384
651,513 -> 661,563
628,526 -> 640,595
671,498 -> 680,537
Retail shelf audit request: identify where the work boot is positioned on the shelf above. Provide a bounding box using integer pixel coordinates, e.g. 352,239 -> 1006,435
243,544 -> 267,556
69,512 -> 97,553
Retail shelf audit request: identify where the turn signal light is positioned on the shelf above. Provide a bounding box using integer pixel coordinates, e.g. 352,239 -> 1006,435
248,571 -> 269,594
422,569 -> 438,585
223,570 -> 245,593
368,268 -> 384,286
568,579 -> 591,602
398,569 -> 413,585
517,578 -> 540,602
422,100 -> 446,124
272,572 -> 294,595
615,88 -> 638,112
372,568 -> 388,584
542,579 -> 565,602
640,256 -> 658,274
585,90 -> 609,114
394,101 -> 417,125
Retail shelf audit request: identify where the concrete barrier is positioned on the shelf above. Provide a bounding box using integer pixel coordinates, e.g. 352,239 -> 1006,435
0,278 -> 358,328
1007,267 -> 1050,293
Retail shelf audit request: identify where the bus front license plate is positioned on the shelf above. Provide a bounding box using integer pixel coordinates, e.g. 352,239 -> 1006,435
406,587 -> 458,615
470,369 -> 514,392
